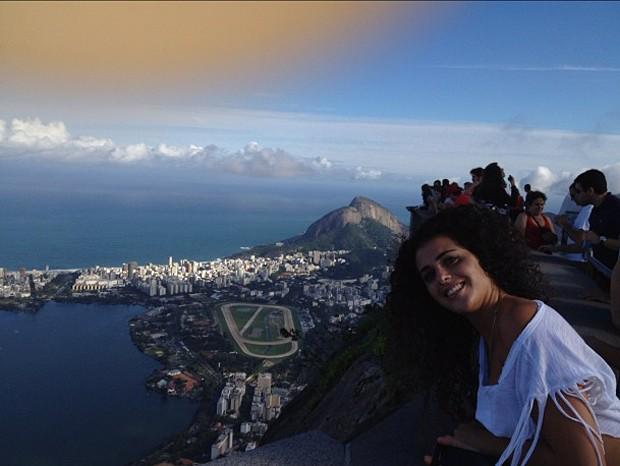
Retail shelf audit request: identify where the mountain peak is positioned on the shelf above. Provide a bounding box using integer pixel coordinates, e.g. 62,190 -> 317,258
349,196 -> 376,208
301,196 -> 406,240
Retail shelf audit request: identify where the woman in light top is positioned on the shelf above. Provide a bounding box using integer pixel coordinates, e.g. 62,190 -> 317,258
515,191 -> 557,250
388,205 -> 620,466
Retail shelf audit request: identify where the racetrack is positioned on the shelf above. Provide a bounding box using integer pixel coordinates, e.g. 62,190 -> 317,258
220,303 -> 298,359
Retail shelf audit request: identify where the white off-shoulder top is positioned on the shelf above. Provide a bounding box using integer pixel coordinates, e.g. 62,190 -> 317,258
476,300 -> 620,466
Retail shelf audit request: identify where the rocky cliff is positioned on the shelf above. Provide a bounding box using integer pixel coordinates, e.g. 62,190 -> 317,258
301,196 -> 406,240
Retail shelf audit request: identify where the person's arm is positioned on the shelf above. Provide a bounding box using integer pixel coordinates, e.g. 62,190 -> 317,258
426,395 -> 605,466
556,216 -> 587,244
539,242 -> 585,254
545,216 -> 557,234
508,175 -> 521,206
585,231 -> 620,251
514,213 -> 527,237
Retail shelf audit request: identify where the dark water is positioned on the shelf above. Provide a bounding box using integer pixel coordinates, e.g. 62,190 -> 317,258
0,302 -> 198,466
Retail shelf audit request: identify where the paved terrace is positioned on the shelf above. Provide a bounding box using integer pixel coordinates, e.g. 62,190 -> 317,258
213,253 -> 618,466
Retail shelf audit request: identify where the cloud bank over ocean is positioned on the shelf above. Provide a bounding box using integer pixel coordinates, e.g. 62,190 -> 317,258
0,117 -> 343,179
2,116 -> 619,194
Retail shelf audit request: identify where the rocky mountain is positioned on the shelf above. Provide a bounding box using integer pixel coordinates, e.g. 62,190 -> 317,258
244,196 -> 407,276
298,196 -> 407,240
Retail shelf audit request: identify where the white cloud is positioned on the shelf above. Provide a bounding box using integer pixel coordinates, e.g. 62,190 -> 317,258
311,156 -> 333,170
219,144 -> 313,177
0,117 -> 332,178
70,136 -> 115,151
2,115 -> 620,186
601,163 -> 620,194
353,167 -> 382,180
155,143 -> 186,158
520,163 -> 620,197
8,118 -> 69,147
111,143 -> 149,163
521,166 -> 565,193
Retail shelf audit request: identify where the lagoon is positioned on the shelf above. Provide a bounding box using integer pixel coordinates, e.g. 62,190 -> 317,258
0,302 -> 198,466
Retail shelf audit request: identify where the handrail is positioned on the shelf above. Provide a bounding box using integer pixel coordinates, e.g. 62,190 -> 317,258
585,247 -> 613,279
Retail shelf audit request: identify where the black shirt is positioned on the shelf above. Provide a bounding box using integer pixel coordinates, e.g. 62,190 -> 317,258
589,193 -> 620,269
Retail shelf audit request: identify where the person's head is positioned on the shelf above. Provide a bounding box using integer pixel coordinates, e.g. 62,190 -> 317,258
568,182 -> 577,201
433,179 -> 442,190
415,235 -> 500,315
470,167 -> 484,184
404,205 -> 542,312
474,163 -> 507,197
442,178 -> 450,187
525,191 -> 547,216
483,162 -> 504,182
573,169 -> 607,205
523,184 -> 531,193
387,205 -> 545,414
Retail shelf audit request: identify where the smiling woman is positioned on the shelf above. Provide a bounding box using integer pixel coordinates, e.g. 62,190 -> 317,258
387,205 -> 620,466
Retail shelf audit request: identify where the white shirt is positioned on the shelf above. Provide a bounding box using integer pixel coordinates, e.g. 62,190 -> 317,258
476,301 -> 620,466
561,204 -> 594,262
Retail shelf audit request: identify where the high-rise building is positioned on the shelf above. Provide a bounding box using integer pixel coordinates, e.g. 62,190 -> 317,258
256,373 -> 272,395
210,428 -> 234,460
127,261 -> 138,280
216,396 -> 228,416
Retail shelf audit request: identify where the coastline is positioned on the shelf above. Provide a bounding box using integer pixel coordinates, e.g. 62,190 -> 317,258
0,282 -> 223,465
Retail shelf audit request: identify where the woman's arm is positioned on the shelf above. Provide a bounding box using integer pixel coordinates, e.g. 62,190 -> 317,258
515,213 -> 527,237
528,392 -> 605,466
427,395 -> 604,466
545,215 -> 557,234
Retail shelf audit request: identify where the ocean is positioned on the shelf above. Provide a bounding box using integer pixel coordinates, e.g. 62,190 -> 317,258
0,160 -> 564,271
0,163 -> 415,270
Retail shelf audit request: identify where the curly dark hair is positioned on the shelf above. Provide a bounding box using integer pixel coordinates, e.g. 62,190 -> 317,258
525,190 -> 547,206
385,204 -> 547,418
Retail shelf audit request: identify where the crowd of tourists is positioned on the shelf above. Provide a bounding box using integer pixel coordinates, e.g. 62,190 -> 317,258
393,162 -> 620,465
417,163 -> 620,281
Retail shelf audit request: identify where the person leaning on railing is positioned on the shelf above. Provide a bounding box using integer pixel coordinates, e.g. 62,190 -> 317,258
542,183 -> 594,261
572,169 -> 620,271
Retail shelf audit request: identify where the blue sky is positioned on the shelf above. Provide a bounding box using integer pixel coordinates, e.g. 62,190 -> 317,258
1,2 -> 620,195
236,2 -> 620,131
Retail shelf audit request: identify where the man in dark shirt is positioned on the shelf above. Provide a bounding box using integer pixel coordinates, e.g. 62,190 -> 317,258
573,169 -> 620,270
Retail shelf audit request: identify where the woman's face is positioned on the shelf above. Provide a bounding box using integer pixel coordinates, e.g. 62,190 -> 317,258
415,236 -> 497,314
527,198 -> 545,216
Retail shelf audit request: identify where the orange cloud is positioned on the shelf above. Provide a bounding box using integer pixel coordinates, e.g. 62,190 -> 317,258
0,1 -> 433,93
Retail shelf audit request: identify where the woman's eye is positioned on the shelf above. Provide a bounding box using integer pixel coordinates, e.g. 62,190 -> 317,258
444,256 -> 459,266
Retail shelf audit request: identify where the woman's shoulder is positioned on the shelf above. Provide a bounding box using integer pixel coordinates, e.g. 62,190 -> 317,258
510,301 -> 615,389
514,211 -> 528,224
503,296 -> 538,334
